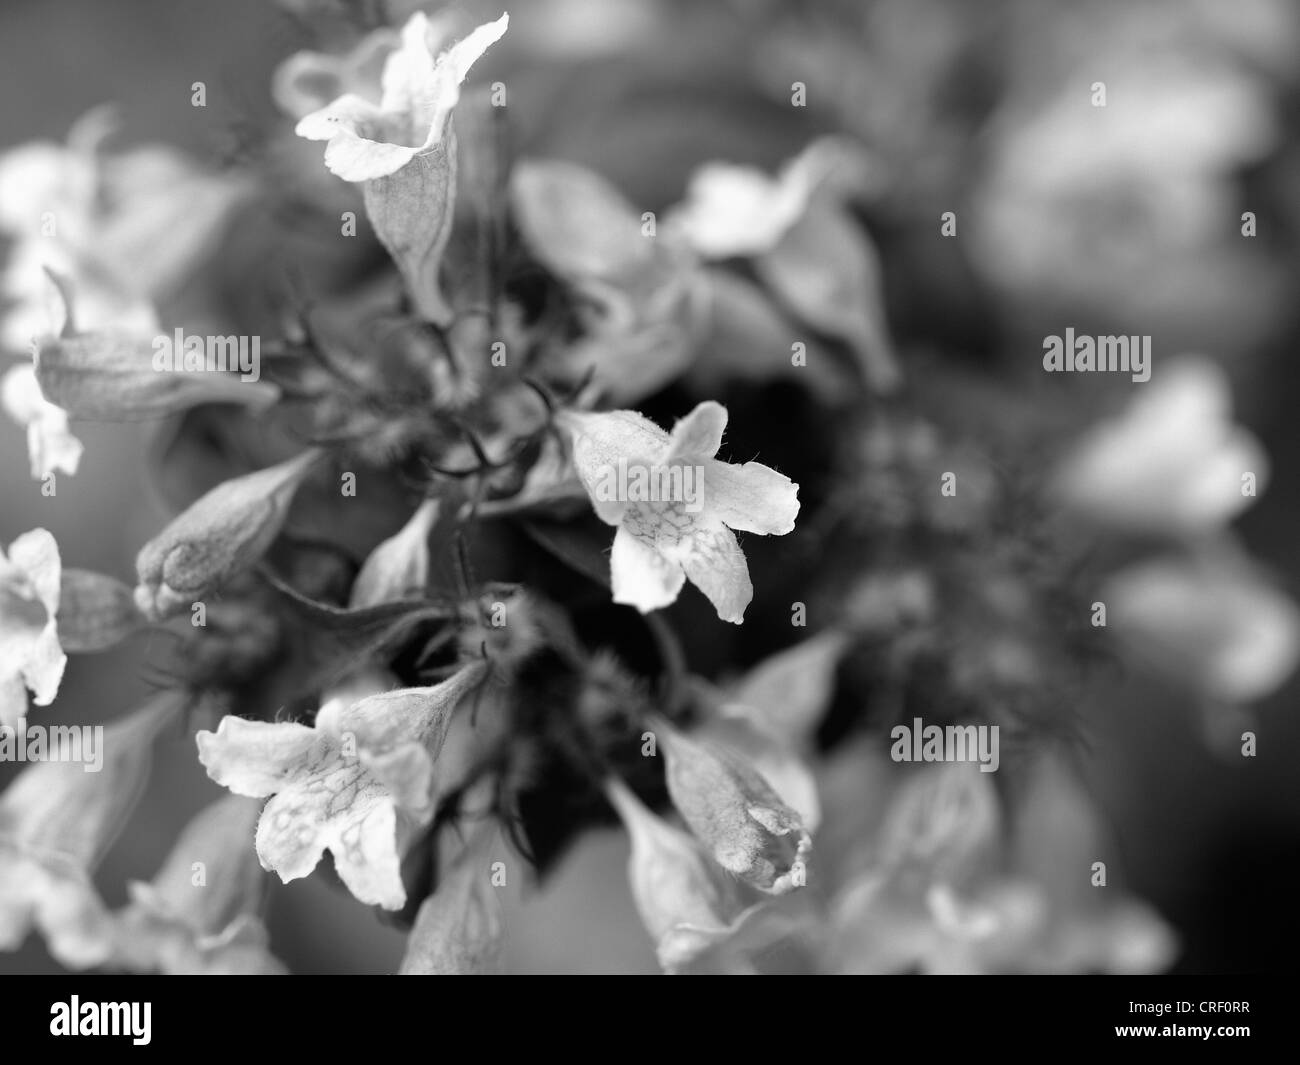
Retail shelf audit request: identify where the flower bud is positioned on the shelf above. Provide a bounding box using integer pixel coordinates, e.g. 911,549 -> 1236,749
605,777 -> 759,972
657,723 -> 811,895
349,499 -> 439,608
33,271 -> 280,420
0,527 -> 66,729
56,568 -> 143,653
134,448 -> 322,620
113,794 -> 286,975
34,329 -> 280,421
398,828 -> 504,975
0,692 -> 180,968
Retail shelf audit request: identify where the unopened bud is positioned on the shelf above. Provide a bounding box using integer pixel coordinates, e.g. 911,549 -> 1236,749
134,449 -> 322,620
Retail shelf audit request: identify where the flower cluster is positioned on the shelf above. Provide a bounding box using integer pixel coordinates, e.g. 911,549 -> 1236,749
0,0 -> 1293,975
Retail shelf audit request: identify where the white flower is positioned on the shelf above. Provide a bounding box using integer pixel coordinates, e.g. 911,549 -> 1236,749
0,114 -> 250,477
669,138 -> 871,259
112,795 -> 286,975
605,777 -> 761,973
294,12 -> 509,323
397,828 -> 504,975
295,12 -> 509,182
1009,752 -> 1178,974
196,664 -> 487,910
0,113 -> 249,348
0,528 -> 66,730
1105,553 -> 1300,702
558,401 -> 799,623
0,363 -> 82,479
0,693 -> 178,969
1055,357 -> 1268,535
272,25 -> 400,121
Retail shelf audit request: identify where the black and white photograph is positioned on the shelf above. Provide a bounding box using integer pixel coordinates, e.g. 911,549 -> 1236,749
0,0 -> 1294,1030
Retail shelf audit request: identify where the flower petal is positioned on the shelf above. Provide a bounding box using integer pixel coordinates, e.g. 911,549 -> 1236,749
610,524 -> 685,613
660,519 -> 753,624
7,527 -> 61,615
196,717 -> 326,798
703,457 -> 800,536
663,400 -> 726,461
0,849 -> 113,968
320,787 -> 406,909
2,364 -> 83,479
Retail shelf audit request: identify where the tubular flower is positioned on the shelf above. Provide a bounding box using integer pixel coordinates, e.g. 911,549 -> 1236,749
196,663 -> 487,910
605,777 -> 761,973
558,401 -> 799,623
656,721 -> 811,895
0,693 -> 179,968
112,794 -> 286,975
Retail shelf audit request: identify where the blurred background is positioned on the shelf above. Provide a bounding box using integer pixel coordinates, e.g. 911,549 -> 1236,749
2,0 -> 1299,973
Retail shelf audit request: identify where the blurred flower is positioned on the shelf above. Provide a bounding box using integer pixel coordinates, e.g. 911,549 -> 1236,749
669,137 -> 878,259
1055,357 -> 1268,535
973,46 -> 1280,341
718,630 -> 848,751
0,113 -> 251,479
0,528 -> 65,730
0,693 -> 178,968
1008,752 -> 1178,974
1105,552 -> 1300,703
0,363 -> 82,478
349,499 -> 439,609
559,401 -> 799,623
874,762 -> 1000,885
821,758 -> 1174,975
133,448 -> 322,620
657,720 -> 811,894
196,663 -> 486,910
55,569 -> 144,654
272,25 -> 399,120
112,795 -> 286,975
605,777 -> 760,973
511,158 -> 702,403
0,109 -> 250,350
827,868 -> 1045,975
398,827 -> 504,974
